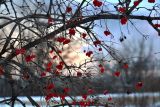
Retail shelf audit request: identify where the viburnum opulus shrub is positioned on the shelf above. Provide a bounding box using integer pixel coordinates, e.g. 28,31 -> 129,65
0,0 -> 159,106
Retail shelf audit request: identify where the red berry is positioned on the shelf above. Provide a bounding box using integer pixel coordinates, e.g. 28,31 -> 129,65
47,62 -> 52,68
148,0 -> 155,3
120,17 -> 128,25
104,31 -> 111,36
118,7 -> 126,13
86,51 -> 93,57
93,40 -> 101,47
99,48 -> 102,51
108,97 -> 112,101
56,64 -> 63,70
82,94 -> 87,100
66,6 -> 72,13
77,72 -> 82,77
46,83 -> 55,90
15,48 -> 26,55
98,64 -> 103,68
136,82 -> 143,90
134,1 -> 140,6
48,16 -> 53,25
88,89 -> 94,94
63,39 -> 71,45
154,24 -> 160,28
0,66 -> 4,76
100,67 -> 105,73
103,90 -> 109,95
63,87 -> 70,93
25,55 -> 36,62
114,71 -> 121,77
123,63 -> 129,69
81,33 -> 87,39
41,72 -> 46,77
69,28 -> 75,35
56,37 -> 66,43
93,0 -> 102,7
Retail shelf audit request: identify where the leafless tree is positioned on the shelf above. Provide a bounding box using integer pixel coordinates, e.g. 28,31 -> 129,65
0,0 -> 160,106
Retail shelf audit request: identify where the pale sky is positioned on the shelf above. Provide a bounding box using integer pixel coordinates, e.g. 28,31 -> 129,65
76,0 -> 160,60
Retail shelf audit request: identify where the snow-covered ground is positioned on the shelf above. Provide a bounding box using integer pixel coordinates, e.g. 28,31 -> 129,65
0,92 -> 160,107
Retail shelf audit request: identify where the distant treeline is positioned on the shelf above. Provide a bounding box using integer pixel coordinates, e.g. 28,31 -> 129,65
0,74 -> 160,96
